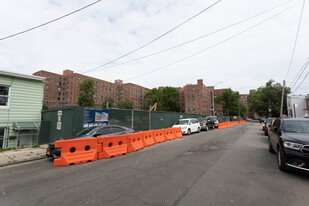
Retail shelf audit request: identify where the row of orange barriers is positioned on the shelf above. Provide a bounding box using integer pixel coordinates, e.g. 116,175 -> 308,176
217,120 -> 248,129
54,127 -> 182,167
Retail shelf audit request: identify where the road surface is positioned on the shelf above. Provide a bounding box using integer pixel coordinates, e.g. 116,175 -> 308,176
1,122 -> 308,206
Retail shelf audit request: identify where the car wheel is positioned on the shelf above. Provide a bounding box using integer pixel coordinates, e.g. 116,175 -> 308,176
197,127 -> 201,133
268,138 -> 275,153
277,147 -> 289,172
187,129 -> 191,135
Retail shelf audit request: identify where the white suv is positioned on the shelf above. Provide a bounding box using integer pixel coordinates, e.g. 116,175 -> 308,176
172,118 -> 201,135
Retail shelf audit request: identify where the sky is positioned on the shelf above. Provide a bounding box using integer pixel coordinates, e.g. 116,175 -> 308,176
0,0 -> 308,95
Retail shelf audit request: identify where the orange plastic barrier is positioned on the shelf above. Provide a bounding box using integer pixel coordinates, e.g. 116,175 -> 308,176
141,131 -> 155,147
163,128 -> 176,141
97,135 -> 128,158
153,130 -> 166,143
127,132 -> 144,153
173,127 -> 182,138
54,138 -> 101,167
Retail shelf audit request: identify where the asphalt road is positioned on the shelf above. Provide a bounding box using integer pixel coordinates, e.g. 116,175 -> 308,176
1,122 -> 309,206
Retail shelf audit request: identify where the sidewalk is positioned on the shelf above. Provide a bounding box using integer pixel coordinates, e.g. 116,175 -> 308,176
0,145 -> 48,167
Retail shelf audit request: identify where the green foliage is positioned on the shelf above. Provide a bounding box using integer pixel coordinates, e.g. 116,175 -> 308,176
229,101 -> 248,118
42,104 -> 48,111
144,87 -> 180,112
249,80 -> 290,117
215,89 -> 240,116
118,99 -> 134,110
102,97 -> 114,108
78,79 -> 95,107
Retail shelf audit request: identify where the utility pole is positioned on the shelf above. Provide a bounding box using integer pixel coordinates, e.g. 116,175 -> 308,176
213,81 -> 223,116
280,80 -> 286,117
212,91 -> 215,116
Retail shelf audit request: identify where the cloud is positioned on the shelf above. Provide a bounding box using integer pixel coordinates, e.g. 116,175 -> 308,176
0,0 -> 308,95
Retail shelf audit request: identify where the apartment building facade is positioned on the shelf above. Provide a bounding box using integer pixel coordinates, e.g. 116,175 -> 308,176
33,70 -> 149,110
177,79 -> 213,116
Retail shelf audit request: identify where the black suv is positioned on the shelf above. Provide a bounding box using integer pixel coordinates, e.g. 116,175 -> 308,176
268,118 -> 309,172
198,117 -> 215,131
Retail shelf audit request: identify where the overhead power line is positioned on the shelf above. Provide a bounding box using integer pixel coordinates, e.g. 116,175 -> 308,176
292,61 -> 309,93
81,0 -> 222,74
87,0 -> 296,72
284,0 -> 306,80
123,3 -> 300,82
290,57 -> 309,89
0,0 -> 103,41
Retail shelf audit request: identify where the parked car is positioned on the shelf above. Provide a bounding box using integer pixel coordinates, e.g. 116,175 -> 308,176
264,118 -> 275,136
259,118 -> 266,123
268,118 -> 309,172
46,125 -> 134,159
208,116 -> 219,128
198,117 -> 216,131
172,118 -> 201,135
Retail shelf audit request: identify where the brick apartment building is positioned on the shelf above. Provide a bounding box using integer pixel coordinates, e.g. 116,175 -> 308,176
33,70 -> 253,116
240,94 -> 250,108
177,79 -> 213,116
33,70 -> 149,110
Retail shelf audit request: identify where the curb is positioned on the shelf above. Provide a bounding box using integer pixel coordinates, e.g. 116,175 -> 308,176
0,156 -> 48,168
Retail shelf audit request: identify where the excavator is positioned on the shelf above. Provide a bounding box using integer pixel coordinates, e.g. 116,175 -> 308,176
149,103 -> 157,111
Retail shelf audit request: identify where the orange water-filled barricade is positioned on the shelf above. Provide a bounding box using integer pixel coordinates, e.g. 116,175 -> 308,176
163,128 -> 176,141
97,134 -> 128,159
173,127 -> 182,139
54,138 -> 101,167
153,130 -> 166,143
141,130 -> 155,147
127,132 -> 144,153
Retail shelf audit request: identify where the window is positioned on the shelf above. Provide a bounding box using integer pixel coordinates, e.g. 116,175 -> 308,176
0,85 -> 10,108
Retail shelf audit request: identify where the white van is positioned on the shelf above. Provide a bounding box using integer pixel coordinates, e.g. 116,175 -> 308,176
172,118 -> 201,135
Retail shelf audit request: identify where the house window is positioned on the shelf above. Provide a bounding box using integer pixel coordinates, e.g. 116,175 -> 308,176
0,85 -> 10,108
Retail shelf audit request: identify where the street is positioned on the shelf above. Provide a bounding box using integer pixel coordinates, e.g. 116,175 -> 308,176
1,122 -> 309,206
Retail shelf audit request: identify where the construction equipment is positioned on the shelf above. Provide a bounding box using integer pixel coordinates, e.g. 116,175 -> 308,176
149,103 -> 157,111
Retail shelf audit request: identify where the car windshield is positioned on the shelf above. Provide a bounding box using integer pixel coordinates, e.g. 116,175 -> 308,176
209,117 -> 217,121
198,118 -> 206,122
282,121 -> 309,133
75,127 -> 97,136
175,120 -> 189,125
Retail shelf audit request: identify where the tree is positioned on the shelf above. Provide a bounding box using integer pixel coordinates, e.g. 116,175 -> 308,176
144,88 -> 162,110
161,87 -> 180,112
215,89 -> 240,116
249,80 -> 290,117
78,79 -> 95,107
102,97 -> 114,108
229,101 -> 248,118
144,87 -> 180,112
118,99 -> 134,109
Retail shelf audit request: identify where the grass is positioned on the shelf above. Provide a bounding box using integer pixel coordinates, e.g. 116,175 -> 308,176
0,144 -> 41,153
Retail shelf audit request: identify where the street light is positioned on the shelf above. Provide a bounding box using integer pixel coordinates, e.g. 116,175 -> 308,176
212,81 -> 223,116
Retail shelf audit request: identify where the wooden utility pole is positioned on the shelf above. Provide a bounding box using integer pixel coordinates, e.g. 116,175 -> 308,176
280,80 -> 286,117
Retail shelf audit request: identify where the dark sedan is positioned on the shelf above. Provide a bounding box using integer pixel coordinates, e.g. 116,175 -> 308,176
46,125 -> 134,159
268,118 -> 309,172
